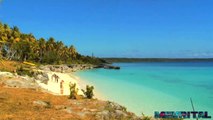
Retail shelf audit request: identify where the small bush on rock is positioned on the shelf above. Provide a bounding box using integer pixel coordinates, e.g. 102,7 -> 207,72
69,82 -> 78,99
82,85 -> 94,99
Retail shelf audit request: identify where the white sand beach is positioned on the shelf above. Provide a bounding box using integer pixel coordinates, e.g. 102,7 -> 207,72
37,71 -> 84,96
70,73 -> 105,100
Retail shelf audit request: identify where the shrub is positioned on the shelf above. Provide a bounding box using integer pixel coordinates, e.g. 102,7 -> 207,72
82,85 -> 94,99
141,113 -> 152,120
69,82 -> 78,99
16,65 -> 34,77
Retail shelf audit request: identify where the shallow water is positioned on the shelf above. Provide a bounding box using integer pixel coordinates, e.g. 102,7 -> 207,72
75,62 -> 213,117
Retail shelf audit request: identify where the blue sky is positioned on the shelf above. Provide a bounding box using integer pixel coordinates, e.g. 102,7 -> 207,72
0,0 -> 213,58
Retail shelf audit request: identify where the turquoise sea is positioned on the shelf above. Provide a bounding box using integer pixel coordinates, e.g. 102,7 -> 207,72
75,62 -> 213,117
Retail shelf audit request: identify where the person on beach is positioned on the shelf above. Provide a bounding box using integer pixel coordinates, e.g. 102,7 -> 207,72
61,67 -> 64,73
51,74 -> 57,82
55,75 -> 59,83
60,80 -> 64,94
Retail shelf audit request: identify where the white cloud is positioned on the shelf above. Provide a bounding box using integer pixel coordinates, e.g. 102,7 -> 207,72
192,52 -> 213,57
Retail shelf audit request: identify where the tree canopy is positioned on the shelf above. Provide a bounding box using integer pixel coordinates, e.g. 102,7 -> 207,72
0,22 -> 105,65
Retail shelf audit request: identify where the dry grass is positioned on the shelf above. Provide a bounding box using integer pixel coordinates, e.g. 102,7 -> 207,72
0,60 -> 23,72
0,83 -> 109,120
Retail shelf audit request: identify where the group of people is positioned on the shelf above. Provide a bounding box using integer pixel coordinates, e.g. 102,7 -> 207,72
50,73 -> 77,95
51,73 -> 59,83
51,73 -> 65,94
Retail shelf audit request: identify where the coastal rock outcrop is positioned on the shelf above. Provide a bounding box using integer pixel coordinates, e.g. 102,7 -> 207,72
95,64 -> 120,70
1,78 -> 39,89
0,71 -> 15,78
0,68 -> 143,120
34,72 -> 49,84
39,64 -> 95,73
0,71 -> 40,89
94,101 -> 140,120
33,100 -> 51,108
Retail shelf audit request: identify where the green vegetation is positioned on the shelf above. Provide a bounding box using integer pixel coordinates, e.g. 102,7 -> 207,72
16,65 -> 35,77
104,58 -> 213,63
82,85 -> 94,99
141,113 -> 152,120
69,82 -> 78,99
0,22 -> 106,65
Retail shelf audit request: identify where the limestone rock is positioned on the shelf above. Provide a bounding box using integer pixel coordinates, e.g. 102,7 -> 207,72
0,72 -> 15,78
2,79 -> 39,89
33,100 -> 51,108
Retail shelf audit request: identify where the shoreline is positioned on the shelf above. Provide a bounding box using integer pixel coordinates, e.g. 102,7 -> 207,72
36,71 -> 83,96
71,72 -> 106,100
36,65 -> 106,100
1,63 -> 189,120
0,70 -> 142,120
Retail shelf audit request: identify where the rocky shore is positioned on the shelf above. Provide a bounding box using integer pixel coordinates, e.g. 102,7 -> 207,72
0,71 -> 40,89
38,64 -> 120,73
0,66 -> 144,120
0,62 -> 183,120
39,64 -> 95,73
0,75 -> 142,120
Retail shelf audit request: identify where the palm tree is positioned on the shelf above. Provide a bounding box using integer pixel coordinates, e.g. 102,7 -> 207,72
38,38 -> 46,62
12,26 -> 20,33
55,41 -> 64,57
68,45 -> 77,60
28,33 -> 36,42
61,46 -> 69,62
30,40 -> 40,61
0,40 -> 6,66
46,37 -> 56,52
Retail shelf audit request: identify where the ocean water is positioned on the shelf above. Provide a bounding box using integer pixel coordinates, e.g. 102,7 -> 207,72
75,62 -> 213,117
